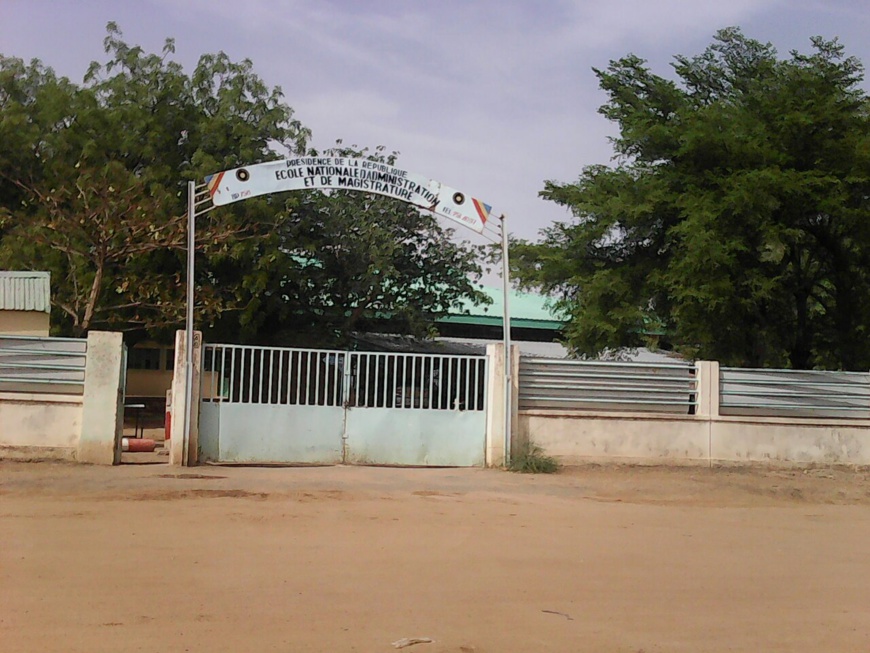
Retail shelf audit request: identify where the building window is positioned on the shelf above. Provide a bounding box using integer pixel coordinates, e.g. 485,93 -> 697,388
128,348 -> 162,370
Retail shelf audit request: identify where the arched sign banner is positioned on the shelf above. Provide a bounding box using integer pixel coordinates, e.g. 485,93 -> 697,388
206,157 -> 493,234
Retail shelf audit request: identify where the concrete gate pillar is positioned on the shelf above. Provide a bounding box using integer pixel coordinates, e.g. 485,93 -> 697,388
169,330 -> 203,466
78,331 -> 125,465
695,361 -> 721,419
485,343 -> 520,468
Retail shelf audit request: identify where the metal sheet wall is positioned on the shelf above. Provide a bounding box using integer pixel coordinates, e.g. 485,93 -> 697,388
720,367 -> 870,419
0,335 -> 87,394
519,357 -> 698,414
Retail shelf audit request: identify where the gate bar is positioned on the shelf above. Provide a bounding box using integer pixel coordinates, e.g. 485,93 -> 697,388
500,214 -> 512,465
183,181 -> 195,464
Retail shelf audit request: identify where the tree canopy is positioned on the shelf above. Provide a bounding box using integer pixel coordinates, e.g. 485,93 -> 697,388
514,28 -> 870,370
0,23 -> 485,344
208,143 -> 488,347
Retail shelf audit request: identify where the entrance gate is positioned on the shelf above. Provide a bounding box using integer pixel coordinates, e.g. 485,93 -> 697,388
181,157 -> 515,466
198,344 -> 488,466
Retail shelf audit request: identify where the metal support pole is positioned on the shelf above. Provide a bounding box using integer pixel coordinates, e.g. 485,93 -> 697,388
500,214 -> 512,466
183,181 -> 195,464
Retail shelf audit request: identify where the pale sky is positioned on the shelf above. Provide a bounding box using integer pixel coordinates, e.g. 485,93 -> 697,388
2,0 -> 869,248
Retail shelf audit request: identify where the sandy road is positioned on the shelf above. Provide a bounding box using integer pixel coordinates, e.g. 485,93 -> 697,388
2,461 -> 870,652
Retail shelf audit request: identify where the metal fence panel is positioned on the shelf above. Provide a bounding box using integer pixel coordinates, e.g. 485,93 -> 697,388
201,344 -> 346,406
344,351 -> 488,465
0,335 -> 87,394
519,357 -> 697,414
199,344 -> 489,466
202,345 -> 488,413
347,352 -> 487,412
720,367 -> 870,419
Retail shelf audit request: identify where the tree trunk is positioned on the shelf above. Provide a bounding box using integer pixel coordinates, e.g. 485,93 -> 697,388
789,288 -> 812,370
79,260 -> 104,336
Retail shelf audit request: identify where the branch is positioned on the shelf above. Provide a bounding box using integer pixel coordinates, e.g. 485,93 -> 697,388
53,300 -> 81,325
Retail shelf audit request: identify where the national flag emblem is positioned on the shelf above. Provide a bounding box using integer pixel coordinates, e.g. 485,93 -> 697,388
206,171 -> 225,197
472,198 -> 492,225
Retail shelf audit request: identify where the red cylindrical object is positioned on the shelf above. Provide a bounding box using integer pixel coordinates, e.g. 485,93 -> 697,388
165,389 -> 172,441
122,438 -> 156,453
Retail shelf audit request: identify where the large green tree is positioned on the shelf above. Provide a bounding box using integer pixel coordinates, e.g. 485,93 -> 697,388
214,144 -> 488,347
514,28 -> 870,369
0,24 -> 485,343
0,23 -> 307,337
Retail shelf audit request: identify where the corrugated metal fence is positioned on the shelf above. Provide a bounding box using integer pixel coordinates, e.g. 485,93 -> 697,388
720,367 -> 870,419
0,335 -> 87,395
519,357 -> 698,414
518,356 -> 870,420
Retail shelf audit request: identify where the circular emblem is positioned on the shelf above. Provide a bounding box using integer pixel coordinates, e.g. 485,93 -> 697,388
453,192 -> 465,205
236,168 -> 250,182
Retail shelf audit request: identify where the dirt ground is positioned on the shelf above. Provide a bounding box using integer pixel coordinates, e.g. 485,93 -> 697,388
2,461 -> 870,652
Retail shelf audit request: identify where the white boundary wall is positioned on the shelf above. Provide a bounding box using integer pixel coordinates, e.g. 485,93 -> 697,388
520,411 -> 870,466
519,361 -> 870,466
0,332 -> 125,463
0,392 -> 83,460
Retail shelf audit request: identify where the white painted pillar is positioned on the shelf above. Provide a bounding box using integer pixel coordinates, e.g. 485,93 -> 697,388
695,360 -> 720,465
695,361 -> 721,418
485,343 -> 520,467
169,330 -> 203,466
78,331 -> 125,465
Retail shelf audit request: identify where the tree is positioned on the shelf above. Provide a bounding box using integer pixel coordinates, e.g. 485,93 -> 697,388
0,161 -> 252,335
0,24 -> 308,338
208,144 -> 489,347
0,25 -> 486,344
513,28 -> 870,369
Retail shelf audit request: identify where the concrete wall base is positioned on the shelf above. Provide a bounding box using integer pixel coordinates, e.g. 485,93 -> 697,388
0,393 -> 83,450
519,409 -> 870,468
0,445 -> 77,462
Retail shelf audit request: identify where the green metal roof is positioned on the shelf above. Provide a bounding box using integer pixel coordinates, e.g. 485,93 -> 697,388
439,285 -> 564,330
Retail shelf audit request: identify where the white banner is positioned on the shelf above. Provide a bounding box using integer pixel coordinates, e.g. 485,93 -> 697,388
205,157 -> 493,234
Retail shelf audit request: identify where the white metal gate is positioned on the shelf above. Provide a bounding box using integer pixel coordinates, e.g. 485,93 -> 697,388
198,344 -> 488,466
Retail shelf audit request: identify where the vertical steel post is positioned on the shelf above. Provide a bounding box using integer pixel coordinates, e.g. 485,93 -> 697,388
500,214 -> 512,466
183,181 -> 195,464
